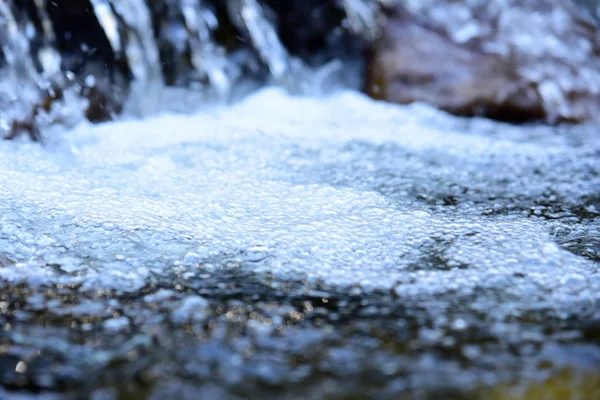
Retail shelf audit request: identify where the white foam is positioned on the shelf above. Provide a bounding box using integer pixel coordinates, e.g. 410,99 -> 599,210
0,88 -> 598,318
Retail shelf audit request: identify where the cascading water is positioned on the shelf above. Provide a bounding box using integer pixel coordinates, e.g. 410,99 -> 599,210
2,0 -> 600,139
93,0 -> 164,115
32,0 -> 63,83
0,0 -> 388,138
0,1 -> 38,84
227,0 -> 290,81
0,1 -> 599,400
179,0 -> 230,94
0,1 -> 43,138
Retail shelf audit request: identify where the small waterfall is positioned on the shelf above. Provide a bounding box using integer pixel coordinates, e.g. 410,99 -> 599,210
8,0 -> 597,137
88,0 -> 164,116
227,0 -> 290,82
180,0 -> 230,95
1,0 -> 388,138
0,1 -> 38,83
32,0 -> 62,83
0,0 -> 43,138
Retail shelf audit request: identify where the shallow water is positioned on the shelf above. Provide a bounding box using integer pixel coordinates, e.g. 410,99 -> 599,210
0,89 -> 599,399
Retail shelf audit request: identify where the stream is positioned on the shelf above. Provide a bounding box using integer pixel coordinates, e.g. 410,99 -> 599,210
1,1 -> 599,399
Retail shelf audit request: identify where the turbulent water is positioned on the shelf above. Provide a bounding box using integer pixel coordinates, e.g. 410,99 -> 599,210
0,0 -> 387,138
1,89 -> 599,294
1,0 -> 600,399
0,88 -> 599,399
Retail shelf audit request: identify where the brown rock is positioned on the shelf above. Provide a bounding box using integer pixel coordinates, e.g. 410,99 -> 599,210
366,2 -> 600,123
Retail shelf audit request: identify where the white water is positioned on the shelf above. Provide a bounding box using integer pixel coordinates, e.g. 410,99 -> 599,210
0,88 -> 598,321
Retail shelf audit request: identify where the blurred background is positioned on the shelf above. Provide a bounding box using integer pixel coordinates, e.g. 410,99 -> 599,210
1,2 -> 600,400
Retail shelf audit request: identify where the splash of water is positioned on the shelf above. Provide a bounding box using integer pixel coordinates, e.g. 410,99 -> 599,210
0,0 -> 44,138
227,0 -> 290,81
32,0 -> 62,83
180,0 -> 230,95
88,0 -> 164,116
0,1 -> 38,83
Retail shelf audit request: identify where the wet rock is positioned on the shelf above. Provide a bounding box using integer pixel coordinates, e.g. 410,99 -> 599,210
481,369 -> 600,400
366,1 -> 600,123
0,254 -> 14,268
2,79 -> 124,141
366,16 -> 545,122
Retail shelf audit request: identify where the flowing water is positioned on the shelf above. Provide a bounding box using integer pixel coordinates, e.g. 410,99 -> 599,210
0,1 -> 599,399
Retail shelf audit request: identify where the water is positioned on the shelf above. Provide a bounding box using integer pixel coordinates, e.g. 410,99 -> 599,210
0,0 -> 43,137
0,88 -> 599,398
1,1 -> 599,399
1,87 -> 598,298
227,0 -> 290,81
2,0 -> 598,132
179,0 -> 230,94
0,1 -> 38,83
88,0 -> 164,116
0,0 -> 385,135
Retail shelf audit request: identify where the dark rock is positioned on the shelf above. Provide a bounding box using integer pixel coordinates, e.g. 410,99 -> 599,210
366,1 -> 600,123
0,254 -> 14,268
2,75 -> 124,141
366,15 -> 545,122
3,87 -> 62,142
263,0 -> 359,64
583,317 -> 600,341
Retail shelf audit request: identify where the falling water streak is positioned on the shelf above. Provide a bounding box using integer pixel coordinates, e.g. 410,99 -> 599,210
180,0 -> 231,95
88,0 -> 122,54
32,0 -> 62,86
342,0 -> 390,40
109,0 -> 162,83
88,0 -> 163,116
0,0 -> 39,84
227,0 -> 290,82
343,0 -> 377,38
32,0 -> 53,43
109,0 -> 164,116
0,0 -> 42,136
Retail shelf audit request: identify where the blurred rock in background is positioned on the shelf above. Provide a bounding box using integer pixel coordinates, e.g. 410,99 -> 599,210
366,0 -> 600,123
